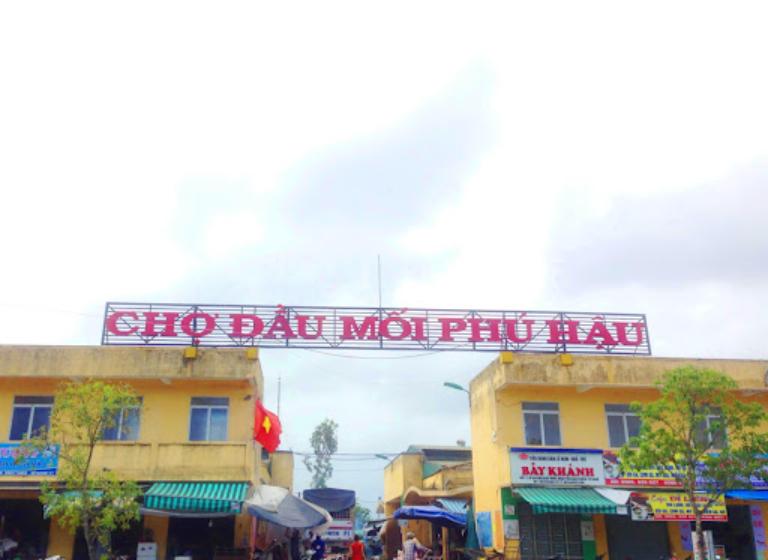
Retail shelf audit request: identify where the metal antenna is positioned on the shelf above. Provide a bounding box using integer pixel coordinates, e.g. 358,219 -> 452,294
377,254 -> 383,308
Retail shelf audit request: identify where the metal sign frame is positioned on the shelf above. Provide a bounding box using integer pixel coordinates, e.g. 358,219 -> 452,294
101,302 -> 651,355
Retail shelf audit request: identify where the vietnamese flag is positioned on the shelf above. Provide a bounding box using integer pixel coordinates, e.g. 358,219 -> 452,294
253,400 -> 282,452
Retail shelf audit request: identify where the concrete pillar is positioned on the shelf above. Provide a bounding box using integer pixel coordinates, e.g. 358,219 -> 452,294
47,518 -> 75,559
143,515 -> 169,560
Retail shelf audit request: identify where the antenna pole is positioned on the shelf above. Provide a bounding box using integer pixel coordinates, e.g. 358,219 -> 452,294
377,254 -> 383,309
277,376 -> 282,416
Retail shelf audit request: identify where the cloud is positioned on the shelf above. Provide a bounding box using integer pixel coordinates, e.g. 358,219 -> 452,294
549,163 -> 768,291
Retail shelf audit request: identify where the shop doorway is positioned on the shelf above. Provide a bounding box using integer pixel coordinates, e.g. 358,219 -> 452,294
0,499 -> 50,559
166,517 -> 235,560
72,519 -> 143,560
517,503 -> 583,560
702,505 -> 756,560
605,515 -> 670,560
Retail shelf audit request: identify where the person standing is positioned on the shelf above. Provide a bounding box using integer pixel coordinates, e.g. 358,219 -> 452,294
290,530 -> 301,560
311,533 -> 326,560
349,535 -> 365,560
402,532 -> 427,560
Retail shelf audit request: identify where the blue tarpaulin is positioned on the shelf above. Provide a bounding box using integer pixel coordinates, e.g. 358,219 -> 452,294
247,493 -> 329,529
393,506 -> 466,528
303,488 -> 356,513
726,490 -> 768,501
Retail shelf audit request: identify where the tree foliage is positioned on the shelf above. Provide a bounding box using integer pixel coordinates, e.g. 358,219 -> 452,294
303,418 -> 338,489
620,367 -> 768,557
26,380 -> 142,560
353,503 -> 372,527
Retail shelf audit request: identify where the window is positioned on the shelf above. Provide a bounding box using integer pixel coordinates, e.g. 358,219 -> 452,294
523,402 -> 561,446
102,398 -> 142,441
605,404 -> 642,447
9,396 -> 54,440
189,397 -> 229,441
695,408 -> 727,449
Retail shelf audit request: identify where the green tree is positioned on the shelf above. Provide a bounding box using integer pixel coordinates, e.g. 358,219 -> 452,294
26,380 -> 142,560
304,418 -> 338,488
353,503 -> 372,527
620,367 -> 768,559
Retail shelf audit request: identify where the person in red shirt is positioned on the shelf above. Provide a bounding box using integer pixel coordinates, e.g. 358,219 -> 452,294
349,535 -> 365,560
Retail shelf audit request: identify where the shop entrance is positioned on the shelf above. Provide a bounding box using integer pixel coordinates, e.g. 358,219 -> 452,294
702,505 -> 756,560
605,515 -> 670,560
166,517 -> 235,560
72,519 -> 143,560
0,499 -> 50,559
518,503 -> 583,560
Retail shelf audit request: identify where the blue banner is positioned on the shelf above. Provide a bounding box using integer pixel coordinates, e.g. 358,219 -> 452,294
0,444 -> 58,476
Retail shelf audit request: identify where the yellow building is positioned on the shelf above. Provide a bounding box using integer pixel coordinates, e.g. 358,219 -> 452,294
0,345 -> 293,560
469,352 -> 768,560
383,445 -> 473,559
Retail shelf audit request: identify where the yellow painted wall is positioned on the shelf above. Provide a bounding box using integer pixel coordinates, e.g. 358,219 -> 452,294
268,451 -> 295,490
144,515 -> 169,559
0,345 -> 263,383
0,345 -> 273,559
383,453 -> 423,504
0,377 -> 259,482
47,517 -> 75,558
469,352 -> 768,556
422,463 -> 473,491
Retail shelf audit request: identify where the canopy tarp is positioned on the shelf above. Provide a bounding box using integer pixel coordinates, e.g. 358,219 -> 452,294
303,488 -> 356,513
142,482 -> 247,516
435,498 -> 468,514
246,485 -> 332,529
515,488 -> 619,515
464,501 -> 479,550
726,490 -> 768,501
394,505 -> 466,528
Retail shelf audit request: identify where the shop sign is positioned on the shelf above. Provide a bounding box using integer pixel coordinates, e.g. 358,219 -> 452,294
751,506 -> 766,551
603,451 -> 768,489
510,448 -> 604,486
325,520 -> 353,541
0,444 -> 58,476
102,303 -> 651,355
629,492 -> 727,522
603,451 -> 683,487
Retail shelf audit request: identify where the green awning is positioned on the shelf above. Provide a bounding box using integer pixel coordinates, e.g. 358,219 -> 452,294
144,482 -> 248,514
515,488 -> 619,515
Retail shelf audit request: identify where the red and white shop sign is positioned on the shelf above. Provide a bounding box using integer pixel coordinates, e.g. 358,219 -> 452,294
509,448 -> 605,486
102,303 -> 650,354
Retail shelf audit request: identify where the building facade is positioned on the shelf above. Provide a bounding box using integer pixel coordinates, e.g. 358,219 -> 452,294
0,345 -> 291,560
470,352 -> 768,560
383,445 -> 473,559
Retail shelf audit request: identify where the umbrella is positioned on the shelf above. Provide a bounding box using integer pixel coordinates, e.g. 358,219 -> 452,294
246,485 -> 333,530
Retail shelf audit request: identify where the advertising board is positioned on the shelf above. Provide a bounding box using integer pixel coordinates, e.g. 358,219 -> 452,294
0,444 -> 58,476
629,492 -> 727,522
510,448 -> 604,486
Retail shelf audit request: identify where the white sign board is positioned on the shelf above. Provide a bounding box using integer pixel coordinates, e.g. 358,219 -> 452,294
325,520 -> 354,542
509,448 -> 605,486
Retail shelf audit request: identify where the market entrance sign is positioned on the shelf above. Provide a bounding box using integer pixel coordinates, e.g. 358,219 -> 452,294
102,302 -> 650,354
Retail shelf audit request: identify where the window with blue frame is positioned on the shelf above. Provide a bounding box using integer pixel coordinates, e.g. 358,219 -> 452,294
9,396 -> 54,440
102,398 -> 143,441
189,397 -> 229,441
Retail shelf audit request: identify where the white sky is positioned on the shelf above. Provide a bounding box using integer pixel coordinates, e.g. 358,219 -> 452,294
2,1 -> 768,509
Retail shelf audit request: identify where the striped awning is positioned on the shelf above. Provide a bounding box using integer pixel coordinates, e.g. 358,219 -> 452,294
143,482 -> 248,515
515,488 -> 620,515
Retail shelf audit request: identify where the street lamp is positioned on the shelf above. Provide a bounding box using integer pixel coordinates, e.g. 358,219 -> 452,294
443,382 -> 471,409
442,382 -> 469,394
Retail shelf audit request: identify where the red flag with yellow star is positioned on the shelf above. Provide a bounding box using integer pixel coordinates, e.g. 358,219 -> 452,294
253,400 -> 282,452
